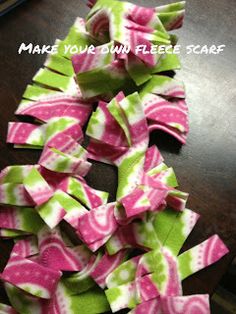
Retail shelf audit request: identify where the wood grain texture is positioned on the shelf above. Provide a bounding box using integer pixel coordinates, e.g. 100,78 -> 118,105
0,0 -> 235,305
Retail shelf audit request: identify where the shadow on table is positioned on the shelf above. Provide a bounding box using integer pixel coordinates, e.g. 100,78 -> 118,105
149,130 -> 183,155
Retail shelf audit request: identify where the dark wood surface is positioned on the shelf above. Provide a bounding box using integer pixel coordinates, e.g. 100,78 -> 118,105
0,0 -> 236,307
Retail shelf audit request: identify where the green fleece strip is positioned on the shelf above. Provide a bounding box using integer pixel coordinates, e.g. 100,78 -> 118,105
105,281 -> 138,311
156,1 -> 185,13
127,50 -> 180,86
0,303 -> 15,313
142,250 -> 167,286
21,207 -> 45,233
163,211 -> 187,256
77,66 -> 128,99
23,167 -> 48,189
152,207 -> 179,245
6,282 -> 110,314
108,98 -> 131,146
45,54 -> 74,76
147,162 -> 168,176
117,151 -> 144,199
119,92 -> 142,123
63,274 -> 95,295
37,189 -> 88,228
14,144 -> 43,149
147,164 -> 178,188
44,117 -> 77,141
67,178 -> 88,206
111,2 -> 126,41
0,229 -> 29,238
63,252 -> 102,294
57,31 -> 93,60
127,58 -> 152,86
0,166 -> 27,183
152,30 -> 170,40
55,190 -> 88,218
153,52 -> 181,73
162,167 -> 178,187
86,110 -> 103,140
158,11 -> 184,26
36,194 -> 63,228
139,75 -> 173,98
135,220 -> 161,250
106,259 -> 138,288
70,286 -> 111,314
169,189 -> 187,198
68,177 -> 108,208
22,84 -> 60,101
177,250 -> 192,280
33,68 -> 73,92
5,283 -> 41,314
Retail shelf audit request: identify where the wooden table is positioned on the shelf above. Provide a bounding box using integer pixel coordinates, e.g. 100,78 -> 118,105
0,0 -> 235,308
